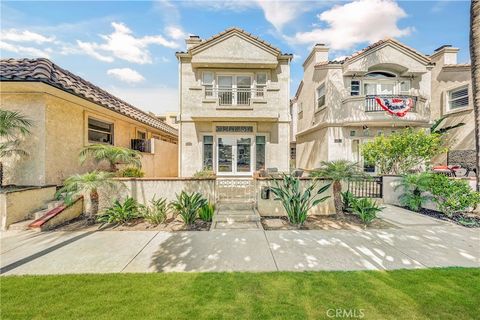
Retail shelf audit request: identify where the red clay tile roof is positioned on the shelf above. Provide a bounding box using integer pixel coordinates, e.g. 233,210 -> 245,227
0,58 -> 178,137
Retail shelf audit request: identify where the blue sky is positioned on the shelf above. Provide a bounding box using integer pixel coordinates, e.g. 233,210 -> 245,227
0,0 -> 471,114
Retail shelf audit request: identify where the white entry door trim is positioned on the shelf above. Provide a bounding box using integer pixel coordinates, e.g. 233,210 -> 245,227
216,135 -> 253,176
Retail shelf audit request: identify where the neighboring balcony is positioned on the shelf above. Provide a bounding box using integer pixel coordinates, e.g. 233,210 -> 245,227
204,86 -> 265,107
339,94 -> 430,126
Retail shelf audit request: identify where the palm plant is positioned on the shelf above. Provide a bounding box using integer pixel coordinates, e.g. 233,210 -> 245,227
395,173 -> 432,212
55,171 -> 121,222
270,174 -> 331,227
430,115 -> 465,135
311,160 -> 364,216
170,191 -> 207,226
79,144 -> 142,172
0,110 -> 32,187
471,0 -> 480,192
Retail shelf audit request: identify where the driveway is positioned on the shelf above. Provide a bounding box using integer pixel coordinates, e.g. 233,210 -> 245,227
1,206 -> 479,274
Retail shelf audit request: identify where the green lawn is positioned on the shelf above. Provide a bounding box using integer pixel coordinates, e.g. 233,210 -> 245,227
1,268 -> 479,320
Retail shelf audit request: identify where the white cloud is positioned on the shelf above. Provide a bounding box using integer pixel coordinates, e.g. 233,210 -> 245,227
107,68 -> 145,83
77,21 -> 180,64
289,0 -> 412,50
257,1 -> 310,31
108,85 -> 178,114
1,29 -> 55,44
0,40 -> 51,58
165,26 -> 187,40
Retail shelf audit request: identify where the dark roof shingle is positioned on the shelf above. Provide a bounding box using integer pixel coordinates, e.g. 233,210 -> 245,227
0,58 -> 177,137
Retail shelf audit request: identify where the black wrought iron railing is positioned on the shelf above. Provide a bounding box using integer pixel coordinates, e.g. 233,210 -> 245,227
365,95 -> 417,112
347,177 -> 383,198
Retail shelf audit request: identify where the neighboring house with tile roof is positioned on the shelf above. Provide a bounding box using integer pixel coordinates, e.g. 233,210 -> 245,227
291,39 -> 474,172
0,58 -> 179,186
176,28 -> 292,177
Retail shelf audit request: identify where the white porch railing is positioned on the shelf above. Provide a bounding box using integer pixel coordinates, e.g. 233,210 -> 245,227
205,87 -> 265,106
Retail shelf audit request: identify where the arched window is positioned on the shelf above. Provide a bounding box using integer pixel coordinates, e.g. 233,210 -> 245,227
364,71 -> 396,78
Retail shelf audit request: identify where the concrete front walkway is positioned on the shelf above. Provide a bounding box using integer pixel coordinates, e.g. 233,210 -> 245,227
1,206 -> 479,274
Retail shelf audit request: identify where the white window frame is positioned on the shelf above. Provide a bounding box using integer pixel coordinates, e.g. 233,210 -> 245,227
255,72 -> 267,98
350,80 -> 361,96
316,83 -> 326,110
447,85 -> 469,111
202,71 -> 215,97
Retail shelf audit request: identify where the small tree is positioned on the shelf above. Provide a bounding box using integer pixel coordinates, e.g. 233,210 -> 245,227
362,129 -> 445,175
55,171 -> 122,223
310,160 -> 363,217
270,174 -> 331,227
0,110 -> 33,187
79,144 -> 142,172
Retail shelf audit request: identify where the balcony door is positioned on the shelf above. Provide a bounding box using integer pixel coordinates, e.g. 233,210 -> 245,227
217,135 -> 253,175
217,75 -> 252,105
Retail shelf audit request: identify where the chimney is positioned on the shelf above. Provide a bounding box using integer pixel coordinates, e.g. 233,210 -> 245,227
185,35 -> 202,49
432,44 -> 459,64
313,43 -> 329,63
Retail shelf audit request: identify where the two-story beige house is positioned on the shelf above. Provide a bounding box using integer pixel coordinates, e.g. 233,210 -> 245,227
293,39 -> 434,171
293,39 -> 474,173
176,28 -> 292,177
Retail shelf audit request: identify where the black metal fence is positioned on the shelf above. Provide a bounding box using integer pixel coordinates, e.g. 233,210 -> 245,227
347,176 -> 383,198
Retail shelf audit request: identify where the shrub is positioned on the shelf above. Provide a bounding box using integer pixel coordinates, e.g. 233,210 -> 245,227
270,174 -> 331,226
427,174 -> 480,217
139,197 -> 168,225
361,129 -> 445,175
396,173 -> 432,212
352,198 -> 383,225
79,144 -> 142,172
97,197 -> 139,225
193,170 -> 216,179
170,191 -> 208,225
198,203 -> 215,222
341,191 -> 356,213
118,167 -> 145,178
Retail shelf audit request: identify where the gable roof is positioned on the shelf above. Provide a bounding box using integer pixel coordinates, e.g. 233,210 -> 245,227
0,58 -> 177,137
186,27 -> 291,57
343,38 -> 431,65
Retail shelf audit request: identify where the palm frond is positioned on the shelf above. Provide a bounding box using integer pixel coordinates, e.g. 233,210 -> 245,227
0,110 -> 33,139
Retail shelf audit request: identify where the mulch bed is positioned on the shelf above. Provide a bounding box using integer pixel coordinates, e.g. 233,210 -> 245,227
416,207 -> 480,228
51,215 -> 211,232
261,214 -> 396,231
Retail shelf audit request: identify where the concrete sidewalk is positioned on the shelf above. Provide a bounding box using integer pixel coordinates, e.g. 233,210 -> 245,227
1,206 -> 479,274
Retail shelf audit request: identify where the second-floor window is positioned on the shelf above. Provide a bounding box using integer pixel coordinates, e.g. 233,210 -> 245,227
316,84 -> 325,109
202,72 -> 214,97
256,73 -> 267,97
448,86 -> 469,110
350,80 -> 360,96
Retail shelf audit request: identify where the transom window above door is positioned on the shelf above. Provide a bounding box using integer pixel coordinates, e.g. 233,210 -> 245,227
350,71 -> 411,96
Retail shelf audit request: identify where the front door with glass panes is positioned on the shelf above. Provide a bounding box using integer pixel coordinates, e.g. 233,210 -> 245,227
216,136 -> 253,175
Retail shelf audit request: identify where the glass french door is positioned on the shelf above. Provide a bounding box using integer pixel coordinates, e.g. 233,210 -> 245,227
217,136 -> 252,175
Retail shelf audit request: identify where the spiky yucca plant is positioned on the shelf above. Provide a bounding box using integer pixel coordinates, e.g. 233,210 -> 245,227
79,144 -> 142,172
170,191 -> 207,225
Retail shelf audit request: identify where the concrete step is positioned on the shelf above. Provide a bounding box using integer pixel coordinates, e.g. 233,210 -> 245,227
214,214 -> 260,223
213,221 -> 261,230
8,219 -> 35,231
217,202 -> 254,210
32,208 -> 51,220
46,200 -> 64,210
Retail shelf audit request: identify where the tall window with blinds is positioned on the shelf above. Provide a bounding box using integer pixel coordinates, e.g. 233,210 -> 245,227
350,80 -> 360,96
316,84 -> 325,109
255,136 -> 266,170
203,136 -> 213,170
448,86 -> 469,110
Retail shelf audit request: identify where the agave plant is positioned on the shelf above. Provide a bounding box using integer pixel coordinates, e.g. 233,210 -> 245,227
97,197 -> 139,225
198,203 -> 216,222
79,144 -> 142,172
341,191 -> 357,213
430,115 -> 465,135
55,171 -> 122,222
270,174 -> 331,227
170,191 -> 208,225
139,196 -> 169,225
311,160 -> 364,216
351,198 -> 384,226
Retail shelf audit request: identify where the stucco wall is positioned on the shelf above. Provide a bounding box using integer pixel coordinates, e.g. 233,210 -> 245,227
1,82 -> 178,186
0,186 -> 56,230
41,198 -> 84,230
0,92 -> 47,186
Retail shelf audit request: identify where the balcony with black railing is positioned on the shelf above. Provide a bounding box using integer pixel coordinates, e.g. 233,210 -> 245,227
365,94 -> 417,113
